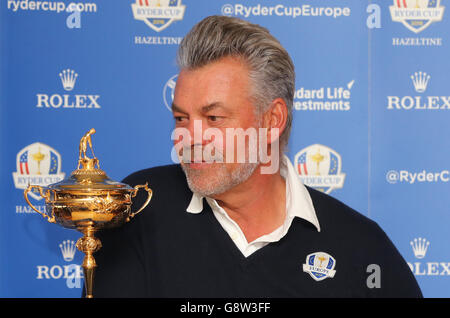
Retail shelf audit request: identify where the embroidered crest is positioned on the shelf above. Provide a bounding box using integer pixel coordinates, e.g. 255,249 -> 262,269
303,252 -> 336,281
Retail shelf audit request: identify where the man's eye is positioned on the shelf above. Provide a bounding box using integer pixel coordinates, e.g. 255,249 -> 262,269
208,116 -> 221,122
174,116 -> 186,122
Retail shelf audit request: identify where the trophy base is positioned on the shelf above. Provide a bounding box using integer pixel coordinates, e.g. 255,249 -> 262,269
75,223 -> 102,298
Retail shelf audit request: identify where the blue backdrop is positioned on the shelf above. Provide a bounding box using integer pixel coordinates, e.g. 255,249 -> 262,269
1,0 -> 449,297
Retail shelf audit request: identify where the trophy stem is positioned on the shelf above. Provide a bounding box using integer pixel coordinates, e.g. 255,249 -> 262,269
76,223 -> 102,298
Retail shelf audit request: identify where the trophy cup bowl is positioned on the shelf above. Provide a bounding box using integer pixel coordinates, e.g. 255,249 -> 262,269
23,128 -> 152,298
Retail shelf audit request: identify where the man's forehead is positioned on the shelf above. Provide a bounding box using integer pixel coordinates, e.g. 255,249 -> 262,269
173,57 -> 254,112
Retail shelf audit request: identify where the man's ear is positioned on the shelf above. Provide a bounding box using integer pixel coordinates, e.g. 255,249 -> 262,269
263,98 -> 287,144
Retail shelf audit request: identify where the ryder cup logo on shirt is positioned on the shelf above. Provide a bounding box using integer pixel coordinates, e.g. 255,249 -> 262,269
131,0 -> 186,32
294,144 -> 346,194
303,252 -> 336,281
390,0 -> 444,33
12,143 -> 65,200
163,74 -> 177,111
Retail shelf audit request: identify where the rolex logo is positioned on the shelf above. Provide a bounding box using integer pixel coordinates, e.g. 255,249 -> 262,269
387,70 -> 450,110
59,240 -> 77,262
410,71 -> 430,93
410,237 -> 430,259
59,69 -> 78,91
36,68 -> 101,109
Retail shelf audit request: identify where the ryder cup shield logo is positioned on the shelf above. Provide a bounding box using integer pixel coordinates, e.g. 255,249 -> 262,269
12,143 -> 65,200
303,252 -> 336,281
131,0 -> 186,32
390,0 -> 445,33
294,144 -> 345,194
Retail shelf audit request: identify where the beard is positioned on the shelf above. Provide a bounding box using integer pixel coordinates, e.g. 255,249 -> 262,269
181,161 -> 259,197
178,127 -> 262,196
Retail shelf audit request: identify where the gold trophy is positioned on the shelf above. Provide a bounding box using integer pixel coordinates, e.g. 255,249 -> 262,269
23,128 -> 152,298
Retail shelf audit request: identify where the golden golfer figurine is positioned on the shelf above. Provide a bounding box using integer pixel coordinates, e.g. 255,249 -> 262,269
24,129 -> 152,298
79,128 -> 96,162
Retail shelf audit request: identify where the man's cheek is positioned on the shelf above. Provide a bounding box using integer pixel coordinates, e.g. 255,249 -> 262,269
203,128 -> 225,162
225,131 -> 257,163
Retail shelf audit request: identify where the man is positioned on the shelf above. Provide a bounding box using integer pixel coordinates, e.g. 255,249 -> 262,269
91,16 -> 422,298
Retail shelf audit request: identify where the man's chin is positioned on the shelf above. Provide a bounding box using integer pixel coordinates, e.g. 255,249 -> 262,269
181,161 -> 259,197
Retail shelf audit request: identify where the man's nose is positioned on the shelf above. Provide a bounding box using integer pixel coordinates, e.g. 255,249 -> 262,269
186,119 -> 210,146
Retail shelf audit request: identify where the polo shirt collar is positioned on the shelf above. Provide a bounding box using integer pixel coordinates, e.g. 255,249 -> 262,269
186,155 -> 321,232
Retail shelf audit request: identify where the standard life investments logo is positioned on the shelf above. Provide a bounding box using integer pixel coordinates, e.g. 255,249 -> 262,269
294,80 -> 355,112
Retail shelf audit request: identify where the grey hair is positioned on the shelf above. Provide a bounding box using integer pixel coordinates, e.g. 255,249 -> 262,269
176,15 -> 295,153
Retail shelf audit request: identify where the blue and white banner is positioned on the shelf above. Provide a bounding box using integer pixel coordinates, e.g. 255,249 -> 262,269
1,0 -> 448,297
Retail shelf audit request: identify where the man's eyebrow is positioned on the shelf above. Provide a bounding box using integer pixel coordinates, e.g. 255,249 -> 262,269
172,102 -> 229,114
171,103 -> 187,114
201,102 -> 228,113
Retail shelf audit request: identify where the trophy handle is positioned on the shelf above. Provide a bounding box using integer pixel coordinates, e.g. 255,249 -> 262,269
128,182 -> 152,220
24,185 -> 56,223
